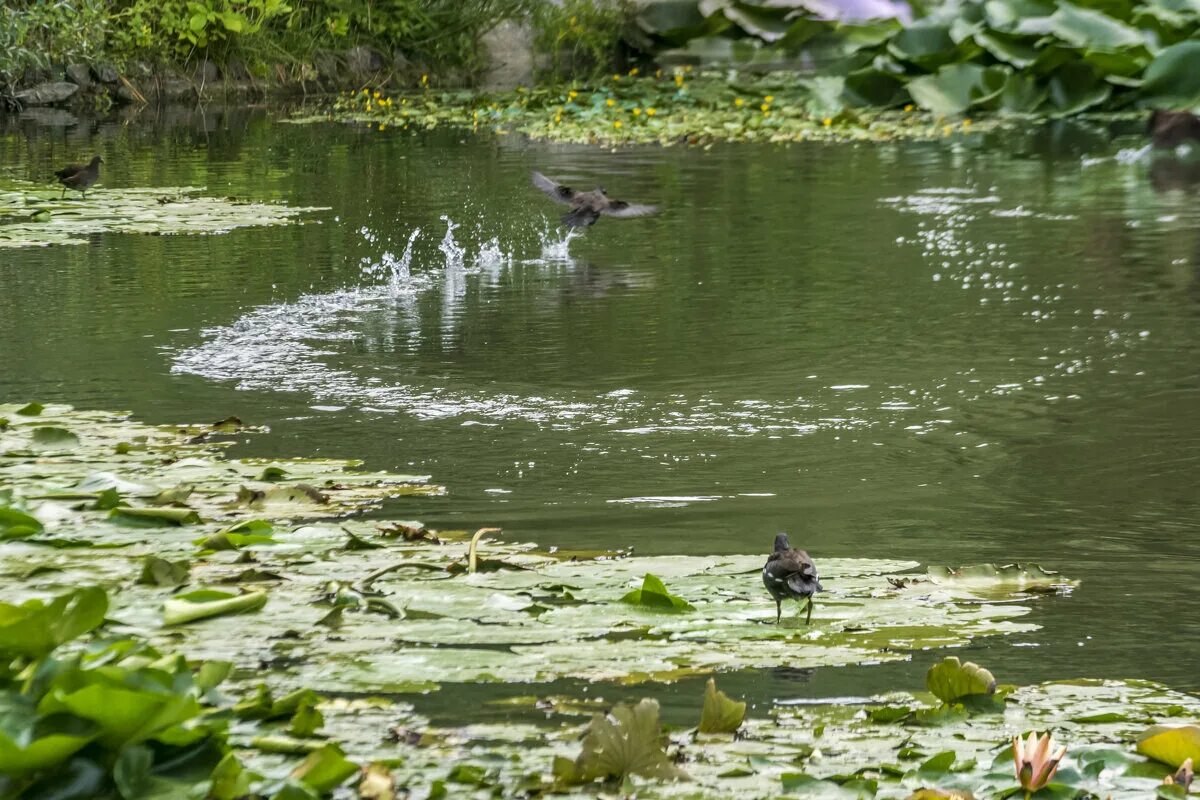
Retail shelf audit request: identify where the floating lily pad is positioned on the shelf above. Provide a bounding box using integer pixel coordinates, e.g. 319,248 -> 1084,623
0,186 -> 327,249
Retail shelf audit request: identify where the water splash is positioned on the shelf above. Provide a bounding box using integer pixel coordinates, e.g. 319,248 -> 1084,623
475,236 -> 511,269
438,215 -> 465,270
537,225 -> 582,263
388,228 -> 421,295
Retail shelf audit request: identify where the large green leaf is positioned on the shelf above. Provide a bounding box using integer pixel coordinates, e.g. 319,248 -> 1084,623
0,506 -> 43,540
290,744 -> 358,792
0,586 -> 108,658
619,573 -> 695,613
906,64 -> 1007,114
39,683 -> 201,749
1044,1 -> 1145,50
0,701 -> 97,775
1141,40 -> 1200,104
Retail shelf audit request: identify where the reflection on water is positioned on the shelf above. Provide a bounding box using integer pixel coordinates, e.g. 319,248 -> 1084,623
2,112 -> 1200,695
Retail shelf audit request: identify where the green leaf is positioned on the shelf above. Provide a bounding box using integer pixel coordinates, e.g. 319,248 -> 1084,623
209,752 -> 255,800
918,750 -> 957,775
0,706 -> 98,775
926,657 -> 996,704
164,589 -> 267,626
0,506 -> 43,540
109,506 -> 201,526
571,699 -> 688,783
1137,725 -> 1200,769
16,402 -> 44,416
926,563 -> 1077,592
290,743 -> 358,792
0,586 -> 108,657
699,678 -> 746,734
31,426 -> 80,451
906,64 -> 1007,114
137,556 -> 191,587
619,573 -> 695,613
1141,40 -> 1200,105
113,744 -> 152,799
1047,63 -> 1112,114
999,73 -> 1049,113
1047,2 -> 1145,50
974,29 -> 1040,67
39,683 -> 201,749
288,702 -> 324,737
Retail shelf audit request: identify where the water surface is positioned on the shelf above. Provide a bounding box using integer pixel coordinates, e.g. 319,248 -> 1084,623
2,108 -> 1199,708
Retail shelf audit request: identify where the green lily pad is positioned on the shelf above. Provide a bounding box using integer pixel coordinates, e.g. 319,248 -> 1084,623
1137,725 -> 1200,769
1141,40 -> 1200,105
926,657 -> 998,705
0,507 -> 43,540
700,678 -> 746,734
620,572 -> 696,613
566,699 -> 688,783
164,589 -> 268,626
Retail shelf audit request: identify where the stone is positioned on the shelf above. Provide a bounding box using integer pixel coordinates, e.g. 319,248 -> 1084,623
480,20 -> 534,91
65,64 -> 92,89
92,63 -> 120,84
15,81 -> 79,106
345,46 -> 383,77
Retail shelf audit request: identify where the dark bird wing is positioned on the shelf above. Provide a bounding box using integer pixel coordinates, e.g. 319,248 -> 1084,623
55,164 -> 82,180
602,199 -> 657,219
532,172 -> 577,206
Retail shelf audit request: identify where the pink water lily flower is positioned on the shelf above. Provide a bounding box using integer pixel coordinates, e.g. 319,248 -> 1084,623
1012,731 -> 1067,792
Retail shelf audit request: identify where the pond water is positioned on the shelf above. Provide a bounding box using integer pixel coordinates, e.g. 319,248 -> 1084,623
2,107 -> 1199,716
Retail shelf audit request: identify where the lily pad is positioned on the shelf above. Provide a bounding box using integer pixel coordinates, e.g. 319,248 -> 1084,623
164,589 -> 268,626
620,572 -> 696,613
1137,726 -> 1200,769
700,678 -> 746,734
565,698 -> 688,784
926,657 -> 997,704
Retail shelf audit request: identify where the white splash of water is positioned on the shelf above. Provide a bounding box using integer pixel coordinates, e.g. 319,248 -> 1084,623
475,237 -> 511,269
438,215 -> 465,270
388,228 -> 421,296
537,225 -> 582,263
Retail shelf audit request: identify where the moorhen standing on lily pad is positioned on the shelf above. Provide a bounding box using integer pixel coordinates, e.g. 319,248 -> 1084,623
763,533 -> 823,624
55,155 -> 103,199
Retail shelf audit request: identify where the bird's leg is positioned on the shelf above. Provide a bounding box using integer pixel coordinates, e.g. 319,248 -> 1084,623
805,597 -> 814,625
60,187 -> 66,200
775,599 -> 782,625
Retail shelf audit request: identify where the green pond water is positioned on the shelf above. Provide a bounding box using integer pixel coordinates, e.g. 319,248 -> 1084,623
2,107 -> 1199,720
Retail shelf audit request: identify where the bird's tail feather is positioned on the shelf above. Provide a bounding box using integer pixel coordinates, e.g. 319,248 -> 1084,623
561,209 -> 597,228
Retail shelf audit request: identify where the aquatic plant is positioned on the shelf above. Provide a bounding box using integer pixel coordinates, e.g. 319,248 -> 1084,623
1012,731 -> 1067,794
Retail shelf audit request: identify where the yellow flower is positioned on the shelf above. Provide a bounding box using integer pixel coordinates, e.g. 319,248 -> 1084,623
904,103 -> 914,112
765,95 -> 774,103
822,117 -> 832,126
632,108 -> 641,116
614,120 -> 622,129
568,90 -> 578,100
646,107 -> 656,116
760,103 -> 769,112
378,124 -> 386,131
372,90 -> 381,99
629,67 -> 639,76
735,97 -> 745,107
674,74 -> 684,87
943,124 -> 954,135
606,98 -> 615,107
655,69 -> 662,78
555,115 -> 563,124
684,65 -> 693,73
763,109 -> 771,117
421,74 -> 429,85
963,118 -> 972,127
612,74 -> 620,81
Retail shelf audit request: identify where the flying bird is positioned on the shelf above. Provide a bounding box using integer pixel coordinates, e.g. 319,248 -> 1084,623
762,533 -> 823,624
55,155 -> 103,199
531,171 -> 656,228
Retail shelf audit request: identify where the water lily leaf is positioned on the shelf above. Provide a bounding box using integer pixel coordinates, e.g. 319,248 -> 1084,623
137,556 -> 191,587
258,466 -> 288,481
926,564 -> 1077,592
699,678 -> 746,734
209,752 -> 255,800
109,506 -> 201,526
164,589 -> 267,626
0,506 -> 43,540
906,64 -> 1006,114
31,426 -> 80,451
0,586 -> 107,657
16,403 -> 44,416
918,750 -> 957,775
113,743 -> 152,799
288,702 -> 324,737
842,69 -> 907,107
1138,725 -> 1200,768
290,743 -> 358,792
722,3 -> 792,42
571,699 -> 688,783
39,682 -> 202,750
620,573 -> 695,613
999,73 -> 1049,113
1141,40 -> 1200,104
974,29 -> 1040,67
926,657 -> 997,705
887,23 -> 956,65
195,528 -> 278,551
359,763 -> 396,800
237,484 -> 329,509
0,708 -> 98,775
150,484 -> 194,506
781,773 -> 875,797
1047,2 -> 1145,50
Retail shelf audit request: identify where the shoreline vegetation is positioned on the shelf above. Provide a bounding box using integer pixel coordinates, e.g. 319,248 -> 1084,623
3,401 -> 1200,798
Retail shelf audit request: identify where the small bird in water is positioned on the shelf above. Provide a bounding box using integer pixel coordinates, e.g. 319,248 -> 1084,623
762,533 -> 822,624
54,155 -> 103,199
531,171 -> 656,228
1148,110 -> 1200,148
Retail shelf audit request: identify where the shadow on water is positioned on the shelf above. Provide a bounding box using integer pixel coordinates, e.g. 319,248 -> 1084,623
2,108 -> 1200,706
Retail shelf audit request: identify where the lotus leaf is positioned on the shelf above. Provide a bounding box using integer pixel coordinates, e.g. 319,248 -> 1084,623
568,699 -> 689,783
0,507 -> 43,540
137,556 -> 191,587
0,586 -> 107,659
1141,40 -> 1200,104
620,572 -> 696,613
290,744 -> 359,792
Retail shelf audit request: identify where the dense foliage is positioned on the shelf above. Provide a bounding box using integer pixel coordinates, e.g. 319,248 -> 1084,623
0,0 -> 535,86
634,0 -> 1200,113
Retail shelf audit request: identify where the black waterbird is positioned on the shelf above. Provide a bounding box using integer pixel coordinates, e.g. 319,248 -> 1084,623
54,155 -> 103,199
762,533 -> 822,624
1148,110 -> 1200,148
531,171 -> 657,228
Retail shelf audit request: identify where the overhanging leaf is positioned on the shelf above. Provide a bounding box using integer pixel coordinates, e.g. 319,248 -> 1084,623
572,699 -> 689,783
699,678 -> 746,734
